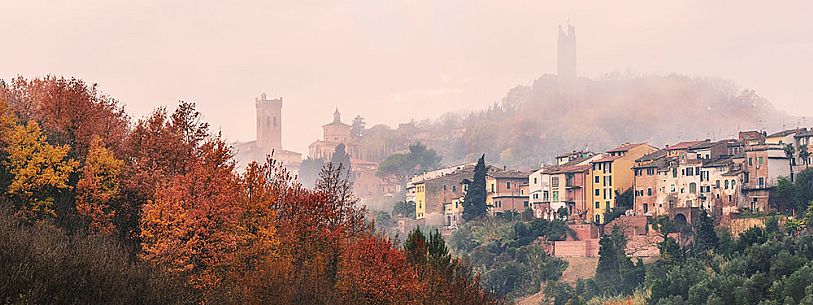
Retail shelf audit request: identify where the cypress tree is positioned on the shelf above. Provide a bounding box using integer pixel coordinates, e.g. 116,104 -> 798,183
462,155 -> 487,221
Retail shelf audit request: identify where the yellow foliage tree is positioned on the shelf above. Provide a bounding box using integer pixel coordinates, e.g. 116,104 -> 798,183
76,136 -> 123,234
1,120 -> 77,220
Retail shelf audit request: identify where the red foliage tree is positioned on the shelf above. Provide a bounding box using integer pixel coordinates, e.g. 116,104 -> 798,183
336,234 -> 423,305
139,138 -> 242,293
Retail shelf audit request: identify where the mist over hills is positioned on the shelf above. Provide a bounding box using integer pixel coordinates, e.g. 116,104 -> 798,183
370,73 -> 797,170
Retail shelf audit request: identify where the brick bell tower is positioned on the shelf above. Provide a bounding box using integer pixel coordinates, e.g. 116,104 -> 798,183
255,93 -> 282,152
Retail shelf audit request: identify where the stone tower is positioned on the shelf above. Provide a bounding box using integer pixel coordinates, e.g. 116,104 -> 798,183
256,93 -> 282,152
557,24 -> 577,79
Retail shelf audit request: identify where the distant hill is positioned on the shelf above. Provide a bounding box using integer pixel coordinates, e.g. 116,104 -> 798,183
365,74 -> 797,170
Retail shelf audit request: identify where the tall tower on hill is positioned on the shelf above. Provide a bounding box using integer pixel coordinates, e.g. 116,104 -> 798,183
256,93 -> 282,152
557,23 -> 577,79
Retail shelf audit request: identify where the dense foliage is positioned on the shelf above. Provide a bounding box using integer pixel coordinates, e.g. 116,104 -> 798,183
0,76 -> 498,304
546,197 -> 813,305
449,217 -> 568,300
376,142 -> 442,187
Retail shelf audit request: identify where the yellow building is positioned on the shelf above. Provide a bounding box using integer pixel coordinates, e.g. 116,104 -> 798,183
415,182 -> 427,219
589,143 -> 658,224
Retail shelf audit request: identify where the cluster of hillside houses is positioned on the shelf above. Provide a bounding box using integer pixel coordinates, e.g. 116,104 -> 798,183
407,128 -> 813,229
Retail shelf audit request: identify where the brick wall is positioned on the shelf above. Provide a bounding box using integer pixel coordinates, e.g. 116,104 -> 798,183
554,239 -> 600,257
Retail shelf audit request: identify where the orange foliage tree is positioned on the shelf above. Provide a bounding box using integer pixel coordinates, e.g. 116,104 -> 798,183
139,138 -> 242,293
76,136 -> 123,234
336,234 -> 423,305
2,76 -> 128,159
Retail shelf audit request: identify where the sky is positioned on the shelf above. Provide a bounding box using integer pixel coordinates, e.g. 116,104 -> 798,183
1,1 -> 812,153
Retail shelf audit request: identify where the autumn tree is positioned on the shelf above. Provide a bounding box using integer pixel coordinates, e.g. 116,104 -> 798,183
2,76 -> 128,159
76,136 -> 124,234
139,138 -> 242,293
1,120 -> 76,221
119,103 -> 210,250
336,234 -> 423,305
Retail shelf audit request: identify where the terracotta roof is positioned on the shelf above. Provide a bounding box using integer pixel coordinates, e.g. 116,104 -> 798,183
549,164 -> 591,174
767,128 -> 806,138
607,143 -> 647,153
795,130 -> 813,138
591,155 -> 622,163
488,170 -> 529,179
702,157 -> 733,168
636,149 -> 668,162
322,121 -> 352,128
666,140 -> 705,151
689,140 -> 718,150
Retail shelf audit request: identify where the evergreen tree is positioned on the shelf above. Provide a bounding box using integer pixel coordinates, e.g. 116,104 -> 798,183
594,226 -> 643,295
330,143 -> 352,180
428,229 -> 452,271
693,209 -> 719,257
350,115 -> 365,139
404,227 -> 428,269
462,155 -> 487,221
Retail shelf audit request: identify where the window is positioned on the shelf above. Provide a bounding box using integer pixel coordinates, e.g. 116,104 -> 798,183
748,158 -> 753,166
689,183 -> 697,194
607,164 -> 612,173
507,182 -> 511,189
671,184 -> 676,192
715,180 -> 720,188
758,157 -> 764,165
731,180 -> 736,188
608,176 -> 612,185
524,201 -> 529,208
595,176 -> 600,183
552,177 -> 560,187
647,188 -> 652,196
491,184 -> 495,193
729,195 -> 733,202
724,180 -> 729,189
553,191 -> 559,202
605,201 -> 611,209
672,168 -> 678,178
643,203 -> 649,213
758,177 -> 765,188
273,116 -> 277,127
595,189 -> 600,196
452,185 -> 456,192
595,202 -> 600,208
534,178 -> 538,184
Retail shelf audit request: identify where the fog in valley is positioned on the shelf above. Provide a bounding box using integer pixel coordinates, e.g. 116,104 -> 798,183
2,1 -> 812,166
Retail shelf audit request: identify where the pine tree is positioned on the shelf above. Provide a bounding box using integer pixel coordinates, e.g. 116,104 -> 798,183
462,155 -> 487,221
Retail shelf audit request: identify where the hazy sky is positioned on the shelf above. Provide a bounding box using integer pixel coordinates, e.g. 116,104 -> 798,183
2,1 -> 812,152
